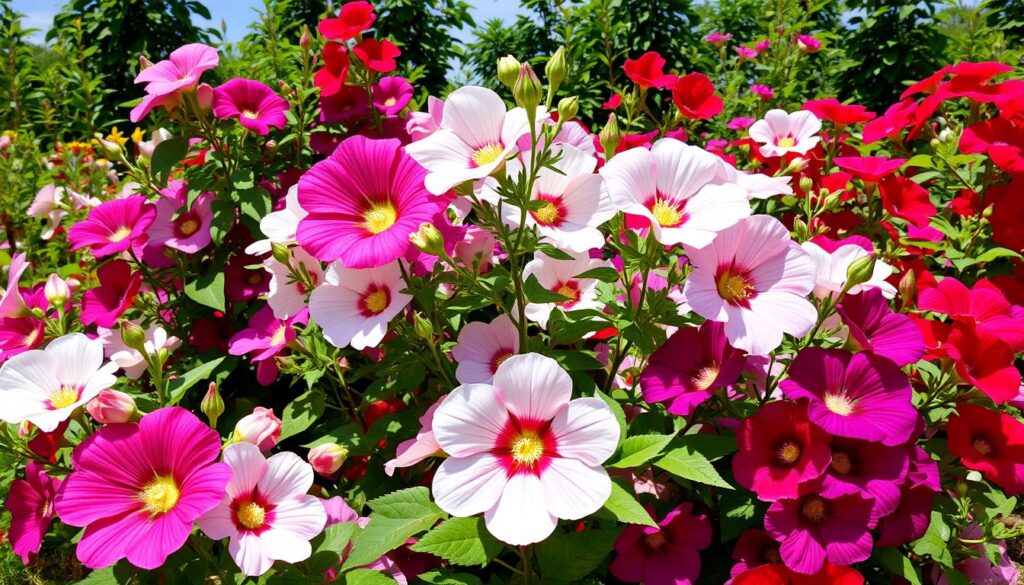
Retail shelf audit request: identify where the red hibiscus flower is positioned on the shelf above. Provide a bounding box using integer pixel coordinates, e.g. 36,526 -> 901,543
878,175 -> 936,228
623,51 -> 677,89
672,73 -> 724,120
353,38 -> 401,73
314,43 -> 350,96
947,403 -> 1024,495
802,98 -> 875,127
318,1 -> 377,41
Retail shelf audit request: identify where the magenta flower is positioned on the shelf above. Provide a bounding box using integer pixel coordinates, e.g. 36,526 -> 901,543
5,462 -> 61,563
836,288 -> 925,367
729,529 -> 781,578
212,78 -> 289,135
296,135 -> 446,268
228,305 -> 308,385
372,76 -> 413,115
780,348 -> 918,446
705,32 -> 733,46
81,260 -> 143,328
733,401 -> 832,501
728,117 -> 756,130
736,46 -> 758,60
764,485 -> 879,574
68,196 -> 156,258
796,34 -> 822,53
877,446 -> 940,547
131,43 -> 219,123
750,84 -> 775,101
820,437 -> 909,516
54,407 -> 231,569
149,180 -> 214,253
639,321 -> 747,416
610,503 -> 711,585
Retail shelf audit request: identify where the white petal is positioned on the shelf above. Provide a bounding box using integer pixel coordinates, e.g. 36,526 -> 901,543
198,501 -> 237,540
259,451 -> 314,503
261,527 -> 314,565
268,495 -> 326,542
222,443 -> 268,498
540,459 -> 612,520
549,397 -> 620,466
432,384 -> 508,456
48,333 -> 104,385
432,453 -> 507,517
493,353 -> 571,422
484,473 -> 557,546
229,532 -> 274,577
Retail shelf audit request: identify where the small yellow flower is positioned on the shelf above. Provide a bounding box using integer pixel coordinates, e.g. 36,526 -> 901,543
1,130 -> 16,139
131,127 -> 145,144
106,127 -> 129,147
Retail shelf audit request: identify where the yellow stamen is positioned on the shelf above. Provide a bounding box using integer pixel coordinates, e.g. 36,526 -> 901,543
471,144 -> 504,167
801,496 -> 827,523
973,438 -> 993,456
242,110 -> 260,120
716,271 -> 755,304
511,433 -> 544,465
109,226 -> 132,242
237,501 -> 267,530
831,451 -> 852,474
364,290 -> 388,314
823,392 -> 855,416
494,351 -> 515,370
692,365 -> 719,390
23,328 -> 40,349
139,475 -> 180,515
555,284 -> 579,303
777,137 -> 796,147
178,218 -> 199,236
270,324 -> 288,346
777,440 -> 802,465
644,531 -> 668,551
49,386 -> 80,409
384,97 -> 397,107
532,202 -> 560,225
362,201 -> 398,235
650,198 -> 683,227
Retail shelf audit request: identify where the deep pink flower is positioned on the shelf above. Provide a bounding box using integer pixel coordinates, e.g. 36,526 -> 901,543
149,184 -> 214,254
836,288 -> 925,367
947,324 -> 1021,403
947,403 -> 1024,495
228,305 -> 308,385
730,529 -> 781,578
796,35 -> 821,53
68,196 -> 156,257
733,401 -> 832,501
131,43 -> 219,122
705,32 -> 733,46
833,156 -> 906,184
296,135 -> 445,268
318,1 -> 377,41
213,78 -> 289,135
353,38 -> 400,73
225,252 -> 271,302
54,407 -> 231,569
876,446 -> 940,547
639,321 -> 746,416
750,84 -> 774,101
372,76 -> 413,115
878,175 -> 936,228
610,503 -> 711,585
802,98 -> 875,127
321,84 -> 372,124
820,437 -> 909,516
764,485 -> 879,574
780,348 -> 918,446
81,260 -> 143,328
729,117 -> 756,130
736,46 -> 758,60
5,462 -> 60,563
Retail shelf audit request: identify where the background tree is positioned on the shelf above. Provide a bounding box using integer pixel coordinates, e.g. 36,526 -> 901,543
377,0 -> 476,97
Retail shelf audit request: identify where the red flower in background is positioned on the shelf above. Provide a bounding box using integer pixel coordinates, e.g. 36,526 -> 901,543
672,73 -> 724,120
878,175 -> 936,228
80,260 -> 143,328
834,156 -> 906,184
314,43 -> 350,96
960,118 -> 1024,174
353,38 -> 401,73
318,1 -> 376,41
947,325 -> 1021,403
732,563 -> 864,585
602,94 -> 622,110
988,183 -> 1024,252
918,277 -> 1024,350
802,98 -> 875,127
947,403 -> 1024,495
623,51 -> 677,89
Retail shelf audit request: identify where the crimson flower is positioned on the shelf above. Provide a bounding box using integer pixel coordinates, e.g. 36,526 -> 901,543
353,38 -> 400,73
623,51 -> 677,89
672,73 -> 724,120
318,1 -> 376,41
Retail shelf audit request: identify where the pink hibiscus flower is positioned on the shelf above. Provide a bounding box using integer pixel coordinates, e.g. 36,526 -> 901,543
131,43 -> 219,122
308,260 -> 412,350
228,305 -> 309,385
68,196 -> 156,258
836,288 -> 925,367
609,503 -> 711,585
748,109 -> 821,157
372,76 -> 414,115
54,407 -> 231,569
5,462 -> 61,563
451,314 -> 519,384
149,182 -> 214,253
80,260 -> 143,327
212,78 -> 290,135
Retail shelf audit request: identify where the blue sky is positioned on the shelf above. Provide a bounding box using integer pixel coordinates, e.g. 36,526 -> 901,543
10,0 -> 521,45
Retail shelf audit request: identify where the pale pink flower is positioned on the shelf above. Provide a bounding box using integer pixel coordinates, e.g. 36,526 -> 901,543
27,185 -> 67,240
748,109 -> 822,157
452,314 -> 520,384
96,323 -> 181,379
246,185 -> 307,256
430,353 -> 619,545
385,396 -> 446,476
522,251 -> 611,329
406,95 -> 443,142
308,260 -> 412,350
264,247 -> 325,319
86,389 -> 137,424
801,241 -> 897,299
131,43 -> 219,122
233,407 -> 283,451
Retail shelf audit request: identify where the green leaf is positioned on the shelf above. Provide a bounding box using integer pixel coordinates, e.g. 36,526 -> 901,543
342,487 -> 447,570
316,521 -> 359,555
184,270 -> 225,311
719,490 -> 758,542
535,527 -> 620,582
167,356 -> 230,405
573,266 -> 620,282
74,568 -> 118,585
875,547 -> 923,585
676,434 -> 738,462
594,389 -> 626,449
524,273 -> 573,303
611,434 -> 675,468
535,243 -> 575,261
342,569 -> 399,585
975,247 -> 1022,263
655,443 -> 733,489
150,136 -> 189,183
279,390 -> 326,441
601,477 -> 657,526
410,517 -> 503,566
413,570 -> 484,585
911,511 -> 953,565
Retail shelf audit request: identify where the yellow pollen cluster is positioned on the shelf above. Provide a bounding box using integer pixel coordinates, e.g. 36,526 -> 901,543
109,226 -> 133,242
691,365 -> 720,390
362,201 -> 398,235
140,476 -> 180,515
801,496 -> 827,523
242,110 -> 260,120
556,284 -> 579,303
644,531 -> 668,551
831,451 -> 852,474
650,198 -> 683,227
973,438 -> 993,456
49,385 -> 80,409
270,324 -> 289,346
494,351 -> 515,370
533,202 -> 561,225
823,392 -> 855,416
364,290 -> 389,314
384,97 -> 397,107
237,501 -> 267,530
471,144 -> 504,167
23,329 -> 40,349
511,433 -> 545,465
716,271 -> 755,304
178,218 -> 200,236
777,137 -> 796,147
777,440 -> 802,465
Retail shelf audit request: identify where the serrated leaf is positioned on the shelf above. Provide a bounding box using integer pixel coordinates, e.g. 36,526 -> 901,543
342,569 -> 398,585
602,477 -> 656,526
535,527 -> 620,582
280,390 -> 325,441
655,444 -> 733,489
611,434 -> 674,468
316,521 -> 358,555
342,487 -> 446,570
410,517 -> 503,566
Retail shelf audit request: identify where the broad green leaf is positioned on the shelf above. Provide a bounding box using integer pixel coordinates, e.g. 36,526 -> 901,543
655,444 -> 733,489
719,490 -> 758,542
524,274 -> 574,303
414,570 -> 484,585
280,390 -> 326,441
573,266 -> 620,282
594,389 -> 626,448
74,568 -> 117,585
601,477 -> 656,526
184,270 -> 225,311
150,136 -> 189,183
316,521 -> 359,555
976,247 -> 1022,263
410,517 -> 503,566
342,569 -> 398,585
676,434 -> 738,462
535,527 -> 620,582
342,487 -> 447,570
167,356 -> 231,405
611,434 -> 675,468
875,547 -> 923,585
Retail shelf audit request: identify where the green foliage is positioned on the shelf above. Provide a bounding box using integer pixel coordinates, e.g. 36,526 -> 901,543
377,0 -> 476,96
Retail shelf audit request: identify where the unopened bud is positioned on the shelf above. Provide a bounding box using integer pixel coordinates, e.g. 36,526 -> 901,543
599,114 -> 621,159
782,156 -> 809,174
513,63 -> 543,110
792,217 -> 809,241
413,312 -> 434,340
197,83 -> 214,110
138,55 -> 155,71
299,25 -> 312,49
95,135 -> 123,160
308,443 -> 349,476
939,128 -> 955,144
497,55 -> 522,88
557,96 -> 579,121
201,382 -> 225,429
545,47 -> 567,95
271,242 -> 292,265
120,321 -> 148,354
44,274 -> 70,309
929,138 -> 941,150
898,270 -> 917,308
798,176 -> 813,194
232,407 -> 282,451
844,255 -> 877,292
87,389 -> 138,424
410,223 -> 445,257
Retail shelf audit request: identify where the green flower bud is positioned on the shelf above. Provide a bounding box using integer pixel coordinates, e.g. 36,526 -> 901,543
271,242 -> 292,265
898,270 -> 917,308
798,176 -> 814,194
513,63 -> 543,110
413,312 -> 434,341
497,55 -> 522,89
599,114 -> 621,160
409,223 -> 445,257
557,96 -> 579,121
201,382 -> 225,429
545,47 -> 567,96
844,255 -> 877,292
120,321 -> 148,354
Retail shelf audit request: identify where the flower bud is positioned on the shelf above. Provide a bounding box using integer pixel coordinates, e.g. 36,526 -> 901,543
413,312 -> 434,340
898,270 -> 917,308
271,242 -> 292,265
232,407 -> 282,451
929,138 -> 941,150
792,217 -> 809,241
545,47 -> 567,95
201,382 -> 225,429
299,25 -> 312,49
410,223 -> 445,257
138,55 -> 155,71
497,55 -> 522,88
513,63 -> 543,110
798,176 -> 813,194
844,255 -> 877,292
120,320 -> 148,354
599,114 -> 621,159
782,157 -> 809,174
196,83 -> 214,111
308,443 -> 349,476
95,135 -> 123,160
939,128 -> 955,144
44,274 -> 70,309
86,389 -> 137,424
557,96 -> 579,121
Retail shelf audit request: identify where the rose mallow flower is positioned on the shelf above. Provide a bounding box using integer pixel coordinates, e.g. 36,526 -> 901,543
308,260 -> 412,350
522,251 -> 611,330
748,109 -> 821,157
451,314 -> 520,384
68,196 -> 156,258
610,503 -> 711,585
5,462 -> 61,564
212,78 -> 289,136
